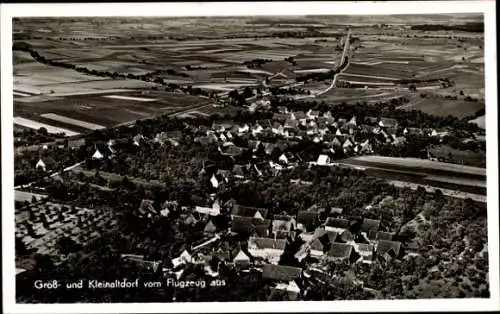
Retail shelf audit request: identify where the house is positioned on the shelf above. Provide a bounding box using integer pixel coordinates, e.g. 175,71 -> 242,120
172,250 -> 193,268
378,117 -> 398,129
233,249 -> 251,266
376,240 -> 402,261
361,218 -> 380,236
272,215 -> 297,237
291,111 -> 307,123
370,231 -> 394,242
365,116 -> 379,125
356,243 -> 374,264
330,137 -> 342,148
160,200 -> 178,217
307,109 -> 320,120
262,264 -> 302,282
67,138 -> 86,150
232,164 -> 247,179
231,204 -> 268,220
273,113 -> 289,121
324,243 -> 356,263
195,205 -> 220,216
262,142 -> 278,156
247,237 -> 287,264
296,211 -> 318,232
92,148 -> 104,159
231,215 -> 271,237
210,174 -> 219,188
216,169 -> 231,182
284,119 -> 299,130
273,280 -> 301,300
138,199 -> 157,218
347,116 -> 357,126
330,207 -> 343,216
133,134 -> 145,146
324,217 -> 349,233
310,238 -> 325,259
316,154 -> 330,165
220,145 -> 246,157
252,123 -> 264,136
35,159 -> 46,171
212,120 -> 233,132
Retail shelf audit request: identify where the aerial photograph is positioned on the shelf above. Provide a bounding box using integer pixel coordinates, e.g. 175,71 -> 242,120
12,13 -> 489,303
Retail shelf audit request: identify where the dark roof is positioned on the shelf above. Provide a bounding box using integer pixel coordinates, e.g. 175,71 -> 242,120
296,211 -> 318,230
262,264 -> 302,281
376,240 -> 402,256
379,117 -> 398,128
249,237 -> 286,250
357,243 -> 374,253
138,199 -> 157,215
222,146 -> 246,156
232,164 -> 247,177
274,214 -> 294,222
231,204 -> 268,218
339,230 -> 355,242
310,238 -> 324,251
231,216 -> 270,235
361,218 -> 380,233
273,113 -> 289,121
375,231 -> 394,241
324,217 -> 349,229
212,120 -> 233,129
292,111 -> 307,120
326,243 -> 353,259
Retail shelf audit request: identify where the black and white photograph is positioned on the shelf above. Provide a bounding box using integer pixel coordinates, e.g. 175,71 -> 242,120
1,1 -> 498,313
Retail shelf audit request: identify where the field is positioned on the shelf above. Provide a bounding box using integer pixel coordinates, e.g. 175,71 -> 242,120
339,155 -> 486,197
469,115 -> 486,129
398,96 -> 484,119
13,16 -> 484,133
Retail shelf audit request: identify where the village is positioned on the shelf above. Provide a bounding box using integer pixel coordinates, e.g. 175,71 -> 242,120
15,97 -> 486,301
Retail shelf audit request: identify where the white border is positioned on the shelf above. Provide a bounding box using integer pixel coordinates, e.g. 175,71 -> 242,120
1,1 -> 498,313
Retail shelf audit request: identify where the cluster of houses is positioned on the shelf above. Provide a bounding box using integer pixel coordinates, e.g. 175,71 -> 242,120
129,195 -> 409,299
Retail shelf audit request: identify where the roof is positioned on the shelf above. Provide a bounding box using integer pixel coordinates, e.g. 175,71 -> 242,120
379,117 -> 398,128
262,264 -> 302,281
324,217 -> 349,229
310,238 -> 324,251
357,243 -> 374,253
296,211 -> 317,230
330,207 -> 343,215
249,237 -> 286,250
375,231 -> 394,241
231,216 -> 270,235
361,219 -> 380,233
339,230 -> 355,242
204,220 -> 217,233
376,240 -> 402,256
274,214 -> 294,222
138,199 -> 157,215
326,243 -> 353,259
222,146 -> 246,156
231,204 -> 268,219
292,111 -> 307,120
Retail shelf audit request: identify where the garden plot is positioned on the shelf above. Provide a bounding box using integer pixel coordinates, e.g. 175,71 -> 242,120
398,96 -> 484,119
14,116 -> 80,137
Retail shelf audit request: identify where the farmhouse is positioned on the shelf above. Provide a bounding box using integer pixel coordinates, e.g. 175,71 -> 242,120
356,243 -> 374,264
361,218 -> 381,236
247,237 -> 287,264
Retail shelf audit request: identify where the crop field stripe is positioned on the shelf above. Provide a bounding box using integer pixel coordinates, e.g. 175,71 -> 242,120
102,95 -> 158,102
339,73 -> 399,81
40,113 -> 106,130
13,116 -> 80,137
